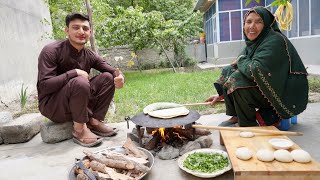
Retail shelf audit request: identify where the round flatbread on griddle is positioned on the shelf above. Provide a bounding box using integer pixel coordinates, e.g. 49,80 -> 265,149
143,102 -> 182,114
147,106 -> 189,119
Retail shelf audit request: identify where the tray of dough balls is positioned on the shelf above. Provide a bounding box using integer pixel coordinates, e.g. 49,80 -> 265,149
219,126 -> 320,175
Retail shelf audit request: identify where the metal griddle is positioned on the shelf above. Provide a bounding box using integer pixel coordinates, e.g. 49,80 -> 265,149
130,110 -> 200,128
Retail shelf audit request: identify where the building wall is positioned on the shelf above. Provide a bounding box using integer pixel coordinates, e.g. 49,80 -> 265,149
185,43 -> 206,63
208,36 -> 320,65
0,0 -> 52,103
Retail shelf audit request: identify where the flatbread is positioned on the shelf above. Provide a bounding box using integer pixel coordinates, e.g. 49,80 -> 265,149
148,106 -> 189,119
143,102 -> 182,114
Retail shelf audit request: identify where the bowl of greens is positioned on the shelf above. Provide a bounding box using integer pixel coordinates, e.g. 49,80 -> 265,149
178,148 -> 232,178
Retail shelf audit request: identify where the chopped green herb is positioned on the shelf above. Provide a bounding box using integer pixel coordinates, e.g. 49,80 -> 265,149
183,152 -> 229,173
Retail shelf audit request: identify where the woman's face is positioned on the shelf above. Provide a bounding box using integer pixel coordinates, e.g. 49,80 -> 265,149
244,12 -> 264,41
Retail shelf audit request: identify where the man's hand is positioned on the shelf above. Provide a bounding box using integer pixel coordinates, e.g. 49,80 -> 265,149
205,95 -> 224,106
75,69 -> 89,80
114,68 -> 124,89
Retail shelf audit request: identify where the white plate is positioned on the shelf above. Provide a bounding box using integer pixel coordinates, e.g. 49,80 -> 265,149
177,149 -> 232,178
268,138 -> 294,150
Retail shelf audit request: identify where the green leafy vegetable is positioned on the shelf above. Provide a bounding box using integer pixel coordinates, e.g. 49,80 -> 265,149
183,152 -> 229,173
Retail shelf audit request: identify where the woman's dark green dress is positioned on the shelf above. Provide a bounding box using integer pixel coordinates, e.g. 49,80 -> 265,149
214,7 -> 308,127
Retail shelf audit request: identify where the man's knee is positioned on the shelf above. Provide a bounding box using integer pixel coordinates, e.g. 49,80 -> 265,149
100,72 -> 114,83
70,76 -> 90,94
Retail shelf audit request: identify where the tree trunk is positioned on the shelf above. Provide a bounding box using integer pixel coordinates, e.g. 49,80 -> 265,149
84,0 -> 98,54
85,0 -> 100,77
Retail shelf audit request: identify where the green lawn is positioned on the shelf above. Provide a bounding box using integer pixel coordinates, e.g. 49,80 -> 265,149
108,69 -> 221,122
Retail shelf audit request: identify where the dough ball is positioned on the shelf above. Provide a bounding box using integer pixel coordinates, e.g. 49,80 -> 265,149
236,147 -> 253,160
291,149 -> 311,163
256,149 -> 274,162
274,149 -> 293,163
239,131 -> 255,138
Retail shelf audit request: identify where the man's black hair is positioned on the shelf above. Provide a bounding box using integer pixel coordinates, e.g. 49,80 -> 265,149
65,12 -> 90,27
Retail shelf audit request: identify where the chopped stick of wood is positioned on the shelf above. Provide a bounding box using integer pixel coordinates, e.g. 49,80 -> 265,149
83,150 -> 134,170
101,151 -> 150,173
76,173 -> 89,180
90,160 -> 134,180
102,150 -> 149,164
123,137 -> 148,159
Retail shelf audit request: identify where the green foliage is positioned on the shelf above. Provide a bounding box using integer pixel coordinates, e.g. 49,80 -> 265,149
270,0 -> 290,7
45,0 -> 202,68
309,77 -> 320,93
245,0 -> 289,7
245,0 -> 260,7
19,84 -> 28,109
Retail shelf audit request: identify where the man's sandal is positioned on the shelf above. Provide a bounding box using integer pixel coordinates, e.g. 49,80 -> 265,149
72,128 -> 103,147
87,123 -> 119,137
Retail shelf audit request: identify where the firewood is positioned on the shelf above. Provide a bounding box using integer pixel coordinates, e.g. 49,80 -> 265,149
90,160 -> 108,173
123,137 -> 148,159
76,173 -> 89,180
102,151 -> 149,164
173,128 -> 193,140
195,128 -> 212,136
144,131 -> 161,150
90,160 -> 134,180
83,150 -> 135,170
101,151 -> 150,173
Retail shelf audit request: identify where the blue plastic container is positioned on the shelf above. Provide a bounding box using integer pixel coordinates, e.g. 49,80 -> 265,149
291,115 -> 298,124
278,116 -> 298,131
278,118 -> 290,131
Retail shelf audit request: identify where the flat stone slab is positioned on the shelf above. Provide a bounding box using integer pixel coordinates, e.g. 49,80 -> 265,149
40,121 -> 73,144
0,113 -> 43,144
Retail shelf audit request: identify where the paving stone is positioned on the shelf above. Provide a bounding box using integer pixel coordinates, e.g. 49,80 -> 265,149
0,113 -> 43,144
40,121 -> 73,144
0,111 -> 12,124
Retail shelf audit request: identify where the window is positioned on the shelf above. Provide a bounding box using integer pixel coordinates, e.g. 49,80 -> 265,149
311,0 -> 320,35
219,0 -> 241,11
219,12 -> 230,41
299,0 -> 309,36
231,11 -> 242,40
286,0 -> 298,38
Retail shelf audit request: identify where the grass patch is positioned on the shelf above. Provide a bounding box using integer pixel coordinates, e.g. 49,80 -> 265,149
308,76 -> 320,93
108,69 -> 221,122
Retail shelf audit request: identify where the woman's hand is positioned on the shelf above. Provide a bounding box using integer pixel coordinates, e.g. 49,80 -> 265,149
205,95 -> 224,106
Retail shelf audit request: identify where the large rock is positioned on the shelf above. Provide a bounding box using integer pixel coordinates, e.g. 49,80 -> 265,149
0,113 -> 43,144
0,111 -> 12,124
40,121 -> 73,143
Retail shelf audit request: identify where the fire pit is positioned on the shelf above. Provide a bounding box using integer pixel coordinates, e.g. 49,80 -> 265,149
127,110 -> 213,160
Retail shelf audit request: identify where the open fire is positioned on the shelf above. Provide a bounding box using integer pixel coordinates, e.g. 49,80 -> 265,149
152,127 -> 187,143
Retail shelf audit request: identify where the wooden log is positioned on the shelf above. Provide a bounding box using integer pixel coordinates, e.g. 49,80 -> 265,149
102,151 -> 150,173
83,150 -> 135,170
102,151 -> 149,165
144,131 -> 161,150
123,137 -> 148,159
76,173 -> 89,180
90,160 -> 134,180
173,128 -> 193,139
